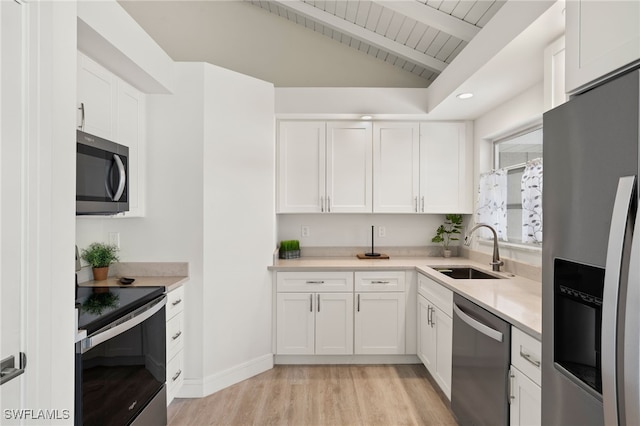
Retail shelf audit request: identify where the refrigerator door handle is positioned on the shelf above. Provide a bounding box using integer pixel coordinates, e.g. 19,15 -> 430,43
603,175 -> 637,426
624,207 -> 640,425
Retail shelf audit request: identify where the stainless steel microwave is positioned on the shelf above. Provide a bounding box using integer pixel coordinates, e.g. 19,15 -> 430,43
76,130 -> 129,215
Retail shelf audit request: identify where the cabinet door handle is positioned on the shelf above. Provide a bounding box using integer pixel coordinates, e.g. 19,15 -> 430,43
327,196 -> 331,213
172,299 -> 182,306
320,196 -> 324,212
172,369 -> 182,382
519,349 -> 541,367
172,331 -> 182,340
508,369 -> 515,404
357,294 -> 360,312
306,280 -> 324,284
429,306 -> 435,328
414,196 -> 418,212
78,102 -> 85,130
370,280 -> 390,284
421,196 -> 425,212
310,294 -> 313,312
426,306 -> 431,326
317,294 -> 320,312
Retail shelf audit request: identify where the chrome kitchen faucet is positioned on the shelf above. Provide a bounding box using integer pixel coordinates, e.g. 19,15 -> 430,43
464,224 -> 504,272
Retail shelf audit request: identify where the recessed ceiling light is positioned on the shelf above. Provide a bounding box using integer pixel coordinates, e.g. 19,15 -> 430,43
456,93 -> 474,100
361,115 -> 373,120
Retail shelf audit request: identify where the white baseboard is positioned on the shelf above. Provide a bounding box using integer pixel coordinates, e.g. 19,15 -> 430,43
177,353 -> 274,398
274,354 -> 420,365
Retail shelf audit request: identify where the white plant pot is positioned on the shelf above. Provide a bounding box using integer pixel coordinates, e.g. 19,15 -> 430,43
443,249 -> 452,258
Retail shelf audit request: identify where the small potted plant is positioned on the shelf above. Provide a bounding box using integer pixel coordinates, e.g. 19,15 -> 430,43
431,214 -> 463,258
279,240 -> 301,259
81,242 -> 119,281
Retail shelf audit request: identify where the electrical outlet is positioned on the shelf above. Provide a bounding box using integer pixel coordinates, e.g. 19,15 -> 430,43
378,226 -> 386,238
108,232 -> 120,248
301,226 -> 310,237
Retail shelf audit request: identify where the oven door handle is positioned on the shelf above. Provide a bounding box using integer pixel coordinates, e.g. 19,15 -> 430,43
453,303 -> 503,342
81,295 -> 166,354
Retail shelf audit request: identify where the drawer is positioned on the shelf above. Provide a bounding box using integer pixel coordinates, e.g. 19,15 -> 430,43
167,350 -> 184,404
511,327 -> 541,386
355,271 -> 405,292
276,271 -> 353,292
166,312 -> 184,361
166,285 -> 185,319
418,273 -> 452,316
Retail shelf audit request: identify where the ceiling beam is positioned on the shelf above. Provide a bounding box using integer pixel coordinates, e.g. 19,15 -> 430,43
271,0 -> 447,73
375,1 -> 480,42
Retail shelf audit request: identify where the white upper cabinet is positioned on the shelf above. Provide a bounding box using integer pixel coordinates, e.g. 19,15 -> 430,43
277,121 -> 372,213
373,122 -> 420,213
77,53 -> 116,139
544,36 -> 568,111
77,52 -> 146,217
566,0 -> 640,94
326,121 -> 373,213
420,122 -> 472,214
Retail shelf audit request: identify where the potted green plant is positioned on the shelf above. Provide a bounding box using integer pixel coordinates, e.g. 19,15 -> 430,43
279,240 -> 300,259
81,242 -> 119,281
431,214 -> 463,258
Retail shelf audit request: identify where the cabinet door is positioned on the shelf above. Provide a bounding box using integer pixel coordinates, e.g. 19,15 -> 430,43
566,0 -> 640,94
326,121 -> 373,213
315,293 -> 354,355
77,52 -> 117,139
276,293 -> 315,354
277,121 -> 326,213
433,306 -> 452,399
420,122 -> 471,213
116,79 -> 145,216
418,294 -> 436,371
510,366 -> 542,426
373,122 -> 420,213
355,292 -> 405,354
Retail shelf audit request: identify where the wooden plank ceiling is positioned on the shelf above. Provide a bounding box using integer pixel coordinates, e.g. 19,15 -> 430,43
248,0 -> 505,86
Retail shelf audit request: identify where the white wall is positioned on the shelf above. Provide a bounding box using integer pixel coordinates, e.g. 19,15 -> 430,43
278,214 -> 447,248
471,81 -> 544,266
77,61 -> 276,397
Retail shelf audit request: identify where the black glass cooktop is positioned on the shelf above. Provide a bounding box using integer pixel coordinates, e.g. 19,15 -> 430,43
76,286 -> 164,335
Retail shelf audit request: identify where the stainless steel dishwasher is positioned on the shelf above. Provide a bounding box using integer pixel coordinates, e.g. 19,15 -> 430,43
451,294 -> 511,425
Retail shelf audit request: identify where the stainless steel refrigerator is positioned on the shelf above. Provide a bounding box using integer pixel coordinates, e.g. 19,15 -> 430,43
542,69 -> 640,425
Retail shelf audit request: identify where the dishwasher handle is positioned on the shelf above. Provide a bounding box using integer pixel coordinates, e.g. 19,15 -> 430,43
453,303 -> 503,342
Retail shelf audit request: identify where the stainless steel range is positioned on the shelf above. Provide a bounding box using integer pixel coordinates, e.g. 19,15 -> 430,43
75,286 -> 167,426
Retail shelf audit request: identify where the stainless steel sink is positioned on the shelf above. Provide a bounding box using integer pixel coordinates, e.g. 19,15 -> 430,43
434,267 -> 503,280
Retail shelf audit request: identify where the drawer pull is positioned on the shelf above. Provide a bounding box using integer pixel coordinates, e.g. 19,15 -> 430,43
370,280 -> 390,284
172,369 -> 182,381
305,281 -> 324,284
172,331 -> 182,340
520,349 -> 541,367
172,299 -> 182,306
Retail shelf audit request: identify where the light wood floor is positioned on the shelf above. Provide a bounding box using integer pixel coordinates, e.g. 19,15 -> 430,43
168,364 -> 457,426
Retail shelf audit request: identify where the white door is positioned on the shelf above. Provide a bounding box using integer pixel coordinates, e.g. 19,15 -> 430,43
315,293 -> 353,355
326,121 -> 372,213
433,306 -> 453,399
77,52 -> 117,139
510,367 -> 542,426
373,122 -> 420,213
418,295 -> 436,371
355,292 -> 405,354
276,293 -> 315,355
1,0 -> 26,414
420,122 -> 471,213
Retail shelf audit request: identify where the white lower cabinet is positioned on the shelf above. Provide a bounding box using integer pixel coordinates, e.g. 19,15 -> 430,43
276,272 -> 354,355
417,273 -> 453,399
509,327 -> 542,426
166,285 -> 185,405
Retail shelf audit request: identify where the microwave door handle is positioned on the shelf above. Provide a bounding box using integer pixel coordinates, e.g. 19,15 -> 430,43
624,207 -> 640,426
80,296 -> 166,354
112,154 -> 126,202
602,175 -> 636,426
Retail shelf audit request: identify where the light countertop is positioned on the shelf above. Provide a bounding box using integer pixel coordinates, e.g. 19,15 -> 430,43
270,256 -> 541,340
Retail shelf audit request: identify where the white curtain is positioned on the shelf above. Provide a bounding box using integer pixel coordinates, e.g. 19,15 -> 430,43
475,170 -> 508,241
521,159 -> 543,244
